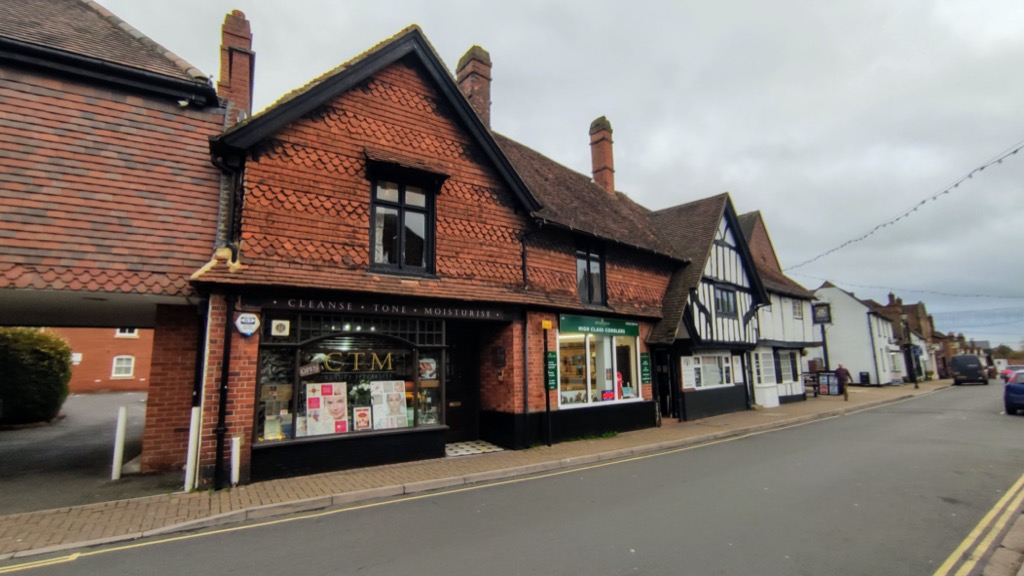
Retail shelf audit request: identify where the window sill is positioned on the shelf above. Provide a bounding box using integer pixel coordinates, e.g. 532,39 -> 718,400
366,266 -> 439,281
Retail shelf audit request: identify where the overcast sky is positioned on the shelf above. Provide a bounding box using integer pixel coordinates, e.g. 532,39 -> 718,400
102,0 -> 1024,349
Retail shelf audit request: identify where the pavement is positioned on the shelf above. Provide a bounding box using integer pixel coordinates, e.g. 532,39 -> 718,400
1,379 -> 1022,575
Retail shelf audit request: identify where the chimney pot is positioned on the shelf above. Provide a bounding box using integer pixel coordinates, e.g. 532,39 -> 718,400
456,46 -> 492,128
589,116 -> 614,194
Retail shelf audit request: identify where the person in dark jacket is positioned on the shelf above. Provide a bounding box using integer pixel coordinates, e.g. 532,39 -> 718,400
835,364 -> 852,401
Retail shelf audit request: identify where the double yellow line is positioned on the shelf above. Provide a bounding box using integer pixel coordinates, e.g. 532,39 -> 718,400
933,470 -> 1024,576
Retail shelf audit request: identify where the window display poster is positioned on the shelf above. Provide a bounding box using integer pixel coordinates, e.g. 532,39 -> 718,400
305,383 -> 349,436
419,357 -> 437,379
353,406 -> 372,431
371,380 -> 408,429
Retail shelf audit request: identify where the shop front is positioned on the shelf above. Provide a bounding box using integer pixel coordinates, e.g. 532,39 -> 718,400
549,314 -> 656,440
244,295 -> 510,480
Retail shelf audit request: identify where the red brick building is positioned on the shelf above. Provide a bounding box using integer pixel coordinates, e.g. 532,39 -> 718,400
187,24 -> 684,485
47,327 -> 154,393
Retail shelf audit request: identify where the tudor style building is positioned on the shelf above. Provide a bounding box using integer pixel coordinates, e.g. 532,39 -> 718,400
649,194 -> 769,420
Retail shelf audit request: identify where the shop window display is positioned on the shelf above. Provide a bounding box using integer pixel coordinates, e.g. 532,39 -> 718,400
557,330 -> 640,407
255,331 -> 443,444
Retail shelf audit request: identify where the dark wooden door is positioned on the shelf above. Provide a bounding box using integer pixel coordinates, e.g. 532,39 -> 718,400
444,324 -> 480,443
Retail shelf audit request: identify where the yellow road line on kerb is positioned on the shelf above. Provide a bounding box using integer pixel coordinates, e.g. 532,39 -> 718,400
0,554 -> 78,574
933,469 -> 1024,576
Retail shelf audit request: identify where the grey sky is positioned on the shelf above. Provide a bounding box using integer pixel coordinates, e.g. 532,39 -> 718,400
101,0 -> 1024,348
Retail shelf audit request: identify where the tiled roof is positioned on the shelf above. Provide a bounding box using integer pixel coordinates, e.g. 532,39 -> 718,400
2,263 -> 194,297
0,0 -> 209,84
492,133 -> 679,258
737,211 -> 813,299
646,194 -> 728,343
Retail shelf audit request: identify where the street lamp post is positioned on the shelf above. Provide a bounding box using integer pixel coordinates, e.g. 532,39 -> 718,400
901,313 -> 919,389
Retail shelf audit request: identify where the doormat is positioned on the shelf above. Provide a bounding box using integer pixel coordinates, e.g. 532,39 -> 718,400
445,440 -> 504,457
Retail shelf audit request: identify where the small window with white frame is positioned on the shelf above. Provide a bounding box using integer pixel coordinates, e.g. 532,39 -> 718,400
115,328 -> 138,338
792,300 -> 803,319
112,355 -> 135,378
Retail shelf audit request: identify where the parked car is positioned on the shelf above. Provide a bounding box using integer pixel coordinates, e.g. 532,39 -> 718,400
1002,365 -> 1024,382
949,354 -> 989,385
1004,371 -> 1024,415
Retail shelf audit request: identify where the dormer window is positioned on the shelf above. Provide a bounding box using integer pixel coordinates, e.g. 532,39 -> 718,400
370,179 -> 432,273
366,151 -> 446,276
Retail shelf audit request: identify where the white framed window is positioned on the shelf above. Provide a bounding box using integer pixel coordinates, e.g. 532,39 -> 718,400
755,352 -> 777,384
112,355 -> 135,378
694,354 -> 733,389
115,328 -> 139,338
792,300 -> 803,319
778,350 -> 794,381
557,331 -> 641,407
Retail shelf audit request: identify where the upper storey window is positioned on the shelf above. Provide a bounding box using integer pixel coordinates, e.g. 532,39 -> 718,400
576,245 -> 605,305
370,179 -> 434,274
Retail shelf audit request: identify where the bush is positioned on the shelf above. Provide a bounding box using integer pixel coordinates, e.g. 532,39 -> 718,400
0,328 -> 71,425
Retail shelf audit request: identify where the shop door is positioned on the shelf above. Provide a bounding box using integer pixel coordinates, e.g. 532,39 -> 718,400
445,324 -> 481,443
654,349 -> 674,418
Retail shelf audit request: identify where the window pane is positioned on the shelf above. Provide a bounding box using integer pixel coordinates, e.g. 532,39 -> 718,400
559,335 -> 588,405
404,211 -> 426,267
406,186 -> 426,207
576,255 -> 589,303
589,254 -> 603,304
374,207 -> 399,264
615,337 -> 637,398
592,335 -> 615,402
779,353 -> 792,382
376,181 -> 399,202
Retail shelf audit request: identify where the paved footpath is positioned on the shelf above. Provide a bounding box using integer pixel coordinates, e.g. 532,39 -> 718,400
1,379 -> 1023,575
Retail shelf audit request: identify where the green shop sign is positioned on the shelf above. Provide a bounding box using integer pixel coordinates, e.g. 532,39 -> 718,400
640,353 -> 652,384
546,351 -> 558,390
559,315 -> 640,337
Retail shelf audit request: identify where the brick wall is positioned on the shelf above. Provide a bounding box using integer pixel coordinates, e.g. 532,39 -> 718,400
141,305 -> 200,473
197,294 -> 260,482
232,56 -> 532,302
48,327 -> 153,393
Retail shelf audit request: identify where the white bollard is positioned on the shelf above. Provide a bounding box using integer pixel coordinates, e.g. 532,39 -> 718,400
111,405 -> 127,480
231,436 -> 241,486
183,406 -> 201,492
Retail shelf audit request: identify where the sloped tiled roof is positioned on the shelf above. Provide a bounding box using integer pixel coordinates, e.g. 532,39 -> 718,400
737,211 -> 813,299
646,195 -> 728,343
0,0 -> 209,84
493,133 -> 679,258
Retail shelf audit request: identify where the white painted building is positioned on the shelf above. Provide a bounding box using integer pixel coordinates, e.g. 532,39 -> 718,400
738,212 -> 819,408
812,283 -> 899,385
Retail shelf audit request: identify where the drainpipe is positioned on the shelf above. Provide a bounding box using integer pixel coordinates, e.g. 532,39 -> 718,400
867,313 -> 881,385
521,310 -> 530,447
214,293 -> 235,490
183,297 -> 210,492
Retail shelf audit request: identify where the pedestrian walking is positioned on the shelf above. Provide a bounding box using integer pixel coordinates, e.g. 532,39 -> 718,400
835,364 -> 852,401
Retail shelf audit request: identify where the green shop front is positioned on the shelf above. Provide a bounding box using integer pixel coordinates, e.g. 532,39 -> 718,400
543,314 -> 657,442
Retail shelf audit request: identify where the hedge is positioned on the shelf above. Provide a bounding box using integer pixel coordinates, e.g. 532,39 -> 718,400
0,328 -> 71,425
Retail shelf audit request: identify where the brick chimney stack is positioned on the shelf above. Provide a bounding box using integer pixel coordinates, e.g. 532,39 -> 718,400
590,116 -> 614,194
217,10 -> 254,126
456,46 -> 491,128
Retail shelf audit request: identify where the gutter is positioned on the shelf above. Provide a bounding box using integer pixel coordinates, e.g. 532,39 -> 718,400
0,37 -> 218,107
